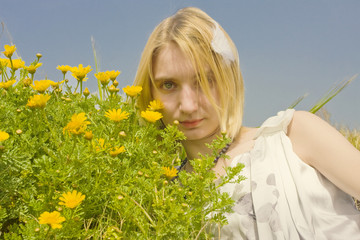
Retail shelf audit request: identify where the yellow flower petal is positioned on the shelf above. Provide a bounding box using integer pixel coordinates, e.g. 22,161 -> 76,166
141,110 -> 163,123
0,131 -> 10,142
104,109 -> 129,123
38,211 -> 65,229
123,85 -> 142,97
59,190 -> 85,209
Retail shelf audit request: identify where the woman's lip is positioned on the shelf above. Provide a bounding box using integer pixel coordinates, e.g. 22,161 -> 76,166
180,119 -> 203,128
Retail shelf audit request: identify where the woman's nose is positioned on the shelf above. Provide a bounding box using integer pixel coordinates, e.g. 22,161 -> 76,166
179,86 -> 198,114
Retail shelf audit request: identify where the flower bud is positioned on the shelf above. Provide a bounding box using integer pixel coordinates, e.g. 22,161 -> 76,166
23,78 -> 32,87
119,131 -> 126,137
83,87 -> 90,97
15,129 -> 22,135
113,80 -> 119,87
84,131 -> 93,140
36,53 -> 42,60
173,120 -> 179,125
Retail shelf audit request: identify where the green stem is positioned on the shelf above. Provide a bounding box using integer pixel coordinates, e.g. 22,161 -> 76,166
120,191 -> 155,227
80,80 -> 83,95
91,36 -> 102,101
45,226 -> 51,240
42,109 -> 59,149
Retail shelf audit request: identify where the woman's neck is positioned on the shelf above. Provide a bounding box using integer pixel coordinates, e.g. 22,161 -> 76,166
181,129 -> 222,160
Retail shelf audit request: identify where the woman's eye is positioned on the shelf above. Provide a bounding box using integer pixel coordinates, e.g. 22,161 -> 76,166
162,81 -> 174,90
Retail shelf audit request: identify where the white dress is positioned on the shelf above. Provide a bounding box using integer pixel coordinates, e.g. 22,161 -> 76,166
215,109 -> 360,239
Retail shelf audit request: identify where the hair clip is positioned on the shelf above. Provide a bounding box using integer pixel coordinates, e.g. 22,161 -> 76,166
211,22 -> 235,64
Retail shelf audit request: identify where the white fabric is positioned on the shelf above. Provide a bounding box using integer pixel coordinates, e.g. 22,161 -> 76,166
215,109 -> 360,239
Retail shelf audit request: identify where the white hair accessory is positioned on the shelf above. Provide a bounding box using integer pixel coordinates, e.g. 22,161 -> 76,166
211,22 -> 235,64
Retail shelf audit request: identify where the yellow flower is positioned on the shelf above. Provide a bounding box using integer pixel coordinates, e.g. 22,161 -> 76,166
84,130 -> 93,140
0,80 -> 16,89
56,65 -> 72,74
0,58 -> 9,67
104,109 -> 129,123
108,85 -> 119,93
59,190 -> 85,209
123,85 -> 142,97
2,45 -> 16,58
94,72 -> 110,85
109,146 -> 125,157
147,99 -> 164,111
63,112 -> 91,135
162,166 -> 178,180
38,211 -> 65,229
71,64 -> 92,81
141,110 -> 163,123
93,138 -> 106,152
83,87 -> 90,97
32,80 -> 53,93
9,59 -> 25,70
24,63 -> 42,74
23,78 -> 32,87
106,70 -> 121,81
0,131 -> 9,142
26,94 -> 51,109
50,80 -> 65,89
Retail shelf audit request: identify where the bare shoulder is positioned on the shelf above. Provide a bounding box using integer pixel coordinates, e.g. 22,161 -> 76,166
287,110 -> 360,199
287,110 -> 345,165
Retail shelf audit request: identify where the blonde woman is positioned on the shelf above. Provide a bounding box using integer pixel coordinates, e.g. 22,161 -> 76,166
134,7 -> 360,239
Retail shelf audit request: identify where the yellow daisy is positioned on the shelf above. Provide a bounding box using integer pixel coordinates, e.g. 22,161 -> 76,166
26,94 -> 51,109
122,85 -> 142,97
71,64 -> 92,81
24,63 -> 42,74
9,59 -> 25,71
147,99 -> 164,111
2,45 -> 16,58
56,65 -> 72,75
59,190 -> 85,209
109,146 -> 125,157
0,58 -> 10,67
31,80 -> 53,93
0,79 -> 16,89
104,109 -> 130,123
94,72 -> 110,85
106,70 -> 121,81
162,166 -> 178,180
38,211 -> 65,229
93,138 -> 106,152
0,131 -> 9,142
63,112 -> 91,135
141,110 -> 163,123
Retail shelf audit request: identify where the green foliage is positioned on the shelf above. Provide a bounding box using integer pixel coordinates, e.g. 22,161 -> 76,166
0,48 -> 244,239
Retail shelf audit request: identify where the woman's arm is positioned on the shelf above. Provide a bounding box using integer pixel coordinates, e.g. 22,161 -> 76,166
288,110 -> 360,200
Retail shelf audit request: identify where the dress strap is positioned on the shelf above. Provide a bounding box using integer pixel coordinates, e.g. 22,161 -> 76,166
254,109 -> 295,139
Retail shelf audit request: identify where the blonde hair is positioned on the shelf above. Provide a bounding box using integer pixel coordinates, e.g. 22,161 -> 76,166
134,7 -> 244,139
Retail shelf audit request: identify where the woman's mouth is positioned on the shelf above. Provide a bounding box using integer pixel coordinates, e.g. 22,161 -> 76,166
180,119 -> 203,128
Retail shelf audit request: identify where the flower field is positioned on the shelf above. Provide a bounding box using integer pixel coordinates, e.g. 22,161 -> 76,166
0,45 -> 244,239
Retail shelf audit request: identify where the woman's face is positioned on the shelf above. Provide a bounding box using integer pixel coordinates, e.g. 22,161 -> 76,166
151,43 -> 220,141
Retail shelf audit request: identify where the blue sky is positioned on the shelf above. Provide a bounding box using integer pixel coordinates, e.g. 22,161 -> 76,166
1,0 -> 359,128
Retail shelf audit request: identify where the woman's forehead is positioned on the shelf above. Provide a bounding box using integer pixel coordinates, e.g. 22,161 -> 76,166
153,43 -> 213,80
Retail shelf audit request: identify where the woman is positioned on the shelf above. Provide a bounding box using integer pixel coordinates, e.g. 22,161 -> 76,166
133,7 -> 360,239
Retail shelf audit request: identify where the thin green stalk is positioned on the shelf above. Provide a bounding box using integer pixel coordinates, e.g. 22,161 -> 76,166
91,36 -> 102,101
288,93 -> 308,109
309,75 -> 357,113
120,191 -> 155,227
